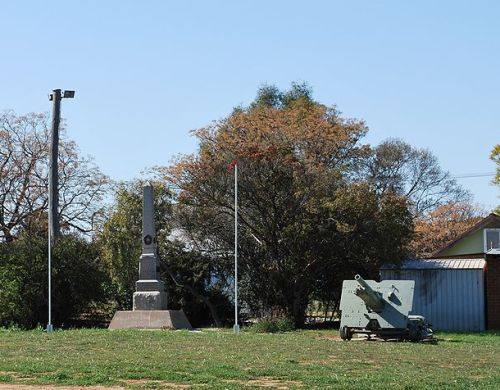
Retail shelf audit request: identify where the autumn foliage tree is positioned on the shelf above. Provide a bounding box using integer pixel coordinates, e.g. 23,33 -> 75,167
157,84 -> 414,326
491,144 -> 500,213
409,144 -> 499,258
491,144 -> 500,185
410,202 -> 485,258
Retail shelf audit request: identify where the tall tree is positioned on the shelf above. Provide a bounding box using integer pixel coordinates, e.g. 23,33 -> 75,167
366,139 -> 470,217
157,84 -> 414,326
0,111 -> 109,241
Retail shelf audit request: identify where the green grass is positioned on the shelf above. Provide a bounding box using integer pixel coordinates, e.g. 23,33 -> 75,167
0,329 -> 499,389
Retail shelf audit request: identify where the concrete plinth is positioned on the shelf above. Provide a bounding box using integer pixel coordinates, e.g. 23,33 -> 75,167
133,282 -> 167,310
109,310 -> 192,330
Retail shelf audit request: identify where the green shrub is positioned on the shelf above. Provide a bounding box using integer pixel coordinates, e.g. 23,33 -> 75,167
0,235 -> 109,328
249,318 -> 296,333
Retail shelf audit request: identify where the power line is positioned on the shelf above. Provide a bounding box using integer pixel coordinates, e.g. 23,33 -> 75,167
452,172 -> 495,179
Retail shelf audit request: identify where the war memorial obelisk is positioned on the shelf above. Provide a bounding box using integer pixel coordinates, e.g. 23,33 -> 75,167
109,184 -> 192,329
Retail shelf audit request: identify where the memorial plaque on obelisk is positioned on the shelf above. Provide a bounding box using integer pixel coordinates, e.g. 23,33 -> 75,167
108,184 -> 192,330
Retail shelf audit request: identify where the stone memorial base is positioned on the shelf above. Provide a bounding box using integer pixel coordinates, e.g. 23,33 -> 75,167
108,310 -> 192,330
133,285 -> 167,310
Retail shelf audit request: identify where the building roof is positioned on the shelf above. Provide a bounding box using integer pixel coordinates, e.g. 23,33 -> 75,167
433,213 -> 500,257
487,248 -> 500,256
381,258 -> 486,270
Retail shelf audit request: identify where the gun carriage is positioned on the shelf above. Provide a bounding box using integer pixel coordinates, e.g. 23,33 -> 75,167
339,274 -> 434,342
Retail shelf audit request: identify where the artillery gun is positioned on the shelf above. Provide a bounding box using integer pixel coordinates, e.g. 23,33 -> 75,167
339,275 -> 434,342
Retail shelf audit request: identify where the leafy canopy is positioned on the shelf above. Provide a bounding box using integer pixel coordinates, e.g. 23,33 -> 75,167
157,83 -> 414,326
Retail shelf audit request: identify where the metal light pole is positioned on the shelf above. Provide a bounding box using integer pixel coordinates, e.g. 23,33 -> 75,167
233,162 -> 240,334
47,89 -> 75,333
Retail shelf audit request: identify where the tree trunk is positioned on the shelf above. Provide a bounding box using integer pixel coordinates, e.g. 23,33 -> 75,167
291,285 -> 308,327
2,228 -> 14,242
159,260 -> 223,327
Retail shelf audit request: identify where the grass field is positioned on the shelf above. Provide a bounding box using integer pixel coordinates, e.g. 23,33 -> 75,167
0,329 -> 499,389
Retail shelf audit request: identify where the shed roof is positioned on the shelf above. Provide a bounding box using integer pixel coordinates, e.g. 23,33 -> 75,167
381,258 -> 485,270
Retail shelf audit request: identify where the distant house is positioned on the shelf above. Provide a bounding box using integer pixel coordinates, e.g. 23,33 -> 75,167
380,213 -> 500,331
434,213 -> 500,258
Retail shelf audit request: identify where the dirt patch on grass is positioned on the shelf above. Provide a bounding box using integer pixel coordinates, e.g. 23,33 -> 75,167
125,379 -> 191,388
0,380 -> 193,390
314,334 -> 343,341
0,385 -> 125,390
0,372 -> 36,381
226,376 -> 303,389
315,334 -> 366,342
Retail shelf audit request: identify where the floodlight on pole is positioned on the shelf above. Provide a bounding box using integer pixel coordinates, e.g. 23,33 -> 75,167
47,89 -> 75,333
62,90 -> 75,98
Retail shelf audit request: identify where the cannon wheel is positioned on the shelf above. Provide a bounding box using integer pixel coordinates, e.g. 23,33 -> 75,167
340,326 -> 352,341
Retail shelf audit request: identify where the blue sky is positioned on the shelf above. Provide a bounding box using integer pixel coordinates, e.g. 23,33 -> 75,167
1,1 -> 499,209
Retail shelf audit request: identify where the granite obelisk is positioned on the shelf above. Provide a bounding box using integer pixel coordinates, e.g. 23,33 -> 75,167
109,184 -> 192,330
133,185 -> 167,310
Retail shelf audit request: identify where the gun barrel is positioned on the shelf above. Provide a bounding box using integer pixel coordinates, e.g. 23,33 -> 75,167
354,274 -> 385,312
355,274 -> 371,290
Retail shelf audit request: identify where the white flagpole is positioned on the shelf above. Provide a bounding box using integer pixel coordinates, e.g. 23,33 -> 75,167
47,232 -> 53,332
233,162 -> 240,333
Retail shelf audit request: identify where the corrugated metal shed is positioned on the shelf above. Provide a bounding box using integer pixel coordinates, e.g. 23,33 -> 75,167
381,259 -> 485,270
380,259 -> 486,331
